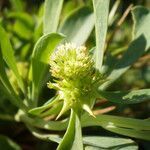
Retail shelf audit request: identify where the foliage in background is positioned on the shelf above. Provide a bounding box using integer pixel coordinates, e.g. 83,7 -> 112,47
0,0 -> 150,149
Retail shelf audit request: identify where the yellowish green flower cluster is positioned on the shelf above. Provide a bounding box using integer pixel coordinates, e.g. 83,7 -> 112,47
48,43 -> 105,119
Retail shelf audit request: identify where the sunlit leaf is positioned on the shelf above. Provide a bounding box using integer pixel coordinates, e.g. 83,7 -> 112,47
84,136 -> 138,150
22,113 -> 68,131
132,6 -> 150,50
29,96 -> 63,117
92,0 -> 110,71
7,12 -> 34,29
7,12 -> 34,40
31,33 -> 65,104
101,6 -> 150,89
81,114 -> 150,140
44,0 -> 64,34
57,109 -> 83,150
59,7 -> 94,45
82,114 -> 150,130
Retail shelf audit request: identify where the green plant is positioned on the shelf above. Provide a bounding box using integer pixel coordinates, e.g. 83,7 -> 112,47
0,0 -> 150,149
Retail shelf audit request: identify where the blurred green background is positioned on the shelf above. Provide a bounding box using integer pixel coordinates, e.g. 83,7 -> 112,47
0,0 -> 149,149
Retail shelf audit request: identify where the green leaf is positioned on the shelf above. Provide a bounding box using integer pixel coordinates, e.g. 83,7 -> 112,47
27,124 -> 62,143
82,114 -> 150,131
92,0 -> 110,71
29,96 -> 63,117
0,82 -> 12,105
0,75 -> 21,109
0,51 -> 14,96
21,108 -> 68,131
98,89 -> 150,104
9,0 -> 24,12
57,109 -> 83,150
31,33 -> 65,104
81,114 -> 150,140
108,0 -> 121,26
44,0 -> 64,34
84,136 -> 138,150
7,12 -> 34,29
70,111 -> 83,150
101,35 -> 146,89
132,6 -> 150,50
101,6 -> 150,89
0,42 -> 26,110
7,12 -> 34,40
59,7 -> 94,45
48,134 -> 138,149
13,21 -> 32,40
0,25 -> 25,93
0,135 -> 21,150
33,19 -> 43,42
104,126 -> 150,141
22,114 -> 68,131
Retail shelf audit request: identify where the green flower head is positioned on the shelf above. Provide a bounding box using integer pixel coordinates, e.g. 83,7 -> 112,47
48,43 -> 105,119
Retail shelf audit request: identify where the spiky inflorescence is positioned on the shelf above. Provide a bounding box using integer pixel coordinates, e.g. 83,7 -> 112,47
48,43 -> 105,119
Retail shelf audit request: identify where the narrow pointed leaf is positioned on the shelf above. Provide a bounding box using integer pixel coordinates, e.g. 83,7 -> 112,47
40,102 -> 63,118
81,114 -> 150,140
98,89 -> 150,104
0,51 -> 14,94
29,97 -> 62,117
7,12 -> 34,40
44,0 -> 64,34
104,126 -> 150,141
57,109 -> 83,150
31,33 -> 65,102
7,12 -> 34,29
82,114 -> 150,131
101,6 -> 150,89
27,125 -> 62,143
0,25 -> 25,93
59,7 -> 94,45
84,136 -> 138,150
82,104 -> 95,117
20,113 -> 68,131
92,0 -> 110,71
132,6 -> 150,50
56,100 -> 73,120
56,110 -> 75,150
108,0 -> 121,26
101,35 -> 146,89
0,48 -> 26,110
